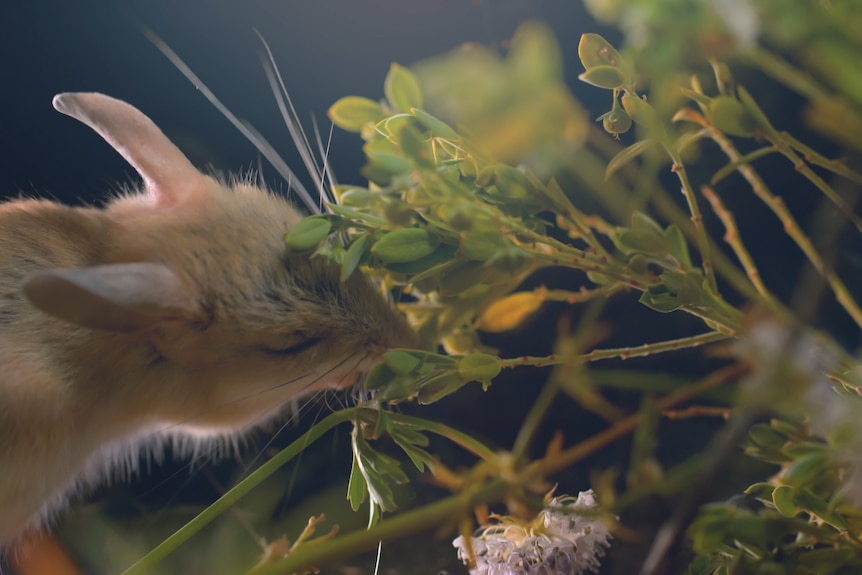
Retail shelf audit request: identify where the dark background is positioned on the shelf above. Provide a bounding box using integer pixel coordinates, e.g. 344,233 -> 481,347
2,2 -> 856,574
1,1 -> 608,205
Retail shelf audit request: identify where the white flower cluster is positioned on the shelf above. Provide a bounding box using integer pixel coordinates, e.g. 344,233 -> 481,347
453,490 -> 612,575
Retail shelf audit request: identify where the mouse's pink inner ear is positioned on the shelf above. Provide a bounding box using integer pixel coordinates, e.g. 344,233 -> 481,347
52,92 -> 210,208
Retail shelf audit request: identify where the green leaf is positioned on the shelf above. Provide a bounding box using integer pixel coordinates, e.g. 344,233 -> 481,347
771,485 -> 799,517
341,234 -> 369,281
417,371 -> 467,404
747,424 -> 787,450
794,488 -> 847,530
577,33 -> 624,70
384,349 -> 424,376
398,124 -> 432,167
579,65 -> 627,89
347,450 -> 368,511
392,435 -> 434,472
639,285 -> 682,312
621,94 -> 667,141
737,85 -> 776,133
364,361 -> 398,390
284,216 -> 332,252
327,203 -> 390,226
411,107 -> 460,140
605,139 -> 652,180
706,96 -> 757,137
328,96 -> 385,132
782,450 -> 828,487
384,63 -> 423,113
663,224 -> 693,268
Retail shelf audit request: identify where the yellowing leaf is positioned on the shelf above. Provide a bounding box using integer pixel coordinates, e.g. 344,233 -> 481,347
475,291 -> 544,332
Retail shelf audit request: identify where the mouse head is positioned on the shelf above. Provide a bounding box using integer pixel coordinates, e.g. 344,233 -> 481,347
22,93 -> 413,432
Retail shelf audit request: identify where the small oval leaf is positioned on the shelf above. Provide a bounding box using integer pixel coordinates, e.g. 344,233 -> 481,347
578,65 -> 627,90
328,96 -> 385,133
384,63 -> 423,113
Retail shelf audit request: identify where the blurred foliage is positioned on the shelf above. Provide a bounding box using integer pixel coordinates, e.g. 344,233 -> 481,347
112,1 -> 862,574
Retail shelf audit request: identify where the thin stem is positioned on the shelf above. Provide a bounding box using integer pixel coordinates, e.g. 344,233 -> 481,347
586,125 -> 761,303
245,480 -> 509,575
533,284 -> 626,304
499,331 -> 731,369
122,409 -> 356,575
766,135 -> 862,232
700,184 -> 779,308
680,108 -> 862,330
388,414 -> 496,461
667,152 -> 718,293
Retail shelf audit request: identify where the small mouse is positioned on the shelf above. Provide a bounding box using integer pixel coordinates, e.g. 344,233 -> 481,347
0,92 -> 414,546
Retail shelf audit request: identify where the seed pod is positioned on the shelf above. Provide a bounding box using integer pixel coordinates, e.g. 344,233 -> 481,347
284,216 -> 332,252
457,353 -> 501,383
371,228 -> 440,263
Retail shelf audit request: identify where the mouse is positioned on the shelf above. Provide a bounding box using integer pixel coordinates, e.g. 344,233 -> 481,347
0,92 -> 414,546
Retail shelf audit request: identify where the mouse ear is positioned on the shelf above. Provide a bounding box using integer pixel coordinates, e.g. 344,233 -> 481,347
22,263 -> 200,333
53,92 -> 209,208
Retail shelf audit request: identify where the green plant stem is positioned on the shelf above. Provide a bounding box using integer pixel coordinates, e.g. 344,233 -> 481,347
122,409 -> 357,575
585,125 -> 761,303
766,134 -> 862,233
667,151 -> 718,293
701,185 -> 781,311
245,480 -> 509,575
681,108 -> 862,330
511,376 -> 561,462
499,331 -> 730,369
388,413 -> 496,460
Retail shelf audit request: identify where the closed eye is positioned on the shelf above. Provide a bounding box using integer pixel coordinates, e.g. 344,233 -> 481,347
261,336 -> 323,357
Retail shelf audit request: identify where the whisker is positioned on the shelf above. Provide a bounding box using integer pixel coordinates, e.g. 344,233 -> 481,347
141,27 -> 318,214
255,30 -> 329,215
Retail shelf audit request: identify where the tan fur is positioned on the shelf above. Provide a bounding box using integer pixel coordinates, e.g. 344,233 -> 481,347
0,93 -> 413,544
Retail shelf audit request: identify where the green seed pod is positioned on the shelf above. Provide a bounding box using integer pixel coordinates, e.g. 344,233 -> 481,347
328,96 -> 385,133
578,65 -> 627,90
284,216 -> 332,252
706,96 -> 757,137
598,105 -> 632,138
371,228 -> 440,263
457,353 -> 501,383
577,33 -> 623,70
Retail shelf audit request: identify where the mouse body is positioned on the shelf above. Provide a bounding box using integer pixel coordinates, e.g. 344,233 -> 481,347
0,93 -> 413,545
